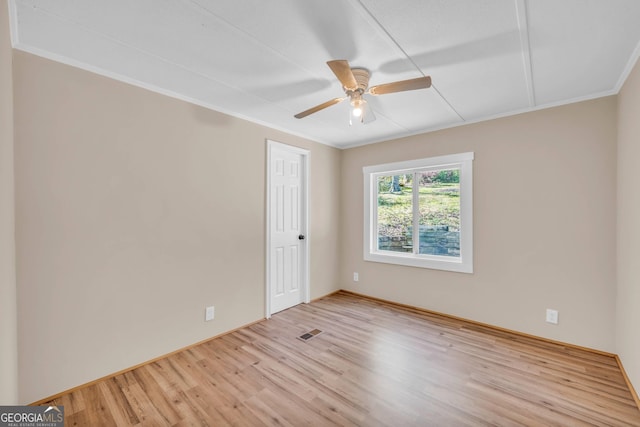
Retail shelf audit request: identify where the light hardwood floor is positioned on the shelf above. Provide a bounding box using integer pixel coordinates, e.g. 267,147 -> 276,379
47,291 -> 640,426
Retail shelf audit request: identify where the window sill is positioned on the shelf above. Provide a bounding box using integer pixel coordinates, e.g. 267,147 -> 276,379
364,250 -> 473,273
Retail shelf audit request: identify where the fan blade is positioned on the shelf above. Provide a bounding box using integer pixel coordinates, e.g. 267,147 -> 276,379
327,60 -> 358,91
368,76 -> 432,96
294,97 -> 345,119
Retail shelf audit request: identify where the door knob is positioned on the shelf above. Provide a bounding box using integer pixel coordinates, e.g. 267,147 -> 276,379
298,234 -> 305,240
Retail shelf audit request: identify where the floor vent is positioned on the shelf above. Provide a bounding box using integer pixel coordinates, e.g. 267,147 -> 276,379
298,329 -> 322,341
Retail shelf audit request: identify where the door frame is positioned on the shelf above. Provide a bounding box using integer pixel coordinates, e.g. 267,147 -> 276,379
265,140 -> 310,318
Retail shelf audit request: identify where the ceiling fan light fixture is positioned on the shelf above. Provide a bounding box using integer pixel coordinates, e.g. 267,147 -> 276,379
350,95 -> 364,118
349,97 -> 374,126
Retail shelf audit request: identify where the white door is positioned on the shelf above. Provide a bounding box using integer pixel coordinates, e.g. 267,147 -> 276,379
266,141 -> 309,316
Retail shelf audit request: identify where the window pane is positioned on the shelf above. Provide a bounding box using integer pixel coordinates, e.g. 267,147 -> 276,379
418,169 -> 460,257
376,174 -> 413,253
364,152 -> 473,272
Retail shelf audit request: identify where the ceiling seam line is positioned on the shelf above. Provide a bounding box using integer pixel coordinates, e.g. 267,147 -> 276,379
21,4 -> 313,119
183,0 -> 336,88
20,6 -> 244,87
515,0 -> 536,107
349,0 -> 465,122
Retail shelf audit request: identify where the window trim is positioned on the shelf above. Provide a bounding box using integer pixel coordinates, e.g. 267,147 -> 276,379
363,152 -> 474,273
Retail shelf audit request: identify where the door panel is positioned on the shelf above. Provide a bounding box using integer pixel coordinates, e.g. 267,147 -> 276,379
268,143 -> 307,315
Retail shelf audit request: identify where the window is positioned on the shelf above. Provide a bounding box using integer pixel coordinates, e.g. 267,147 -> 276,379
363,152 -> 474,273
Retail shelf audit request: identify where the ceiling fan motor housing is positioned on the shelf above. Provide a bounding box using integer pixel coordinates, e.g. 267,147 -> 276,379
347,68 -> 370,94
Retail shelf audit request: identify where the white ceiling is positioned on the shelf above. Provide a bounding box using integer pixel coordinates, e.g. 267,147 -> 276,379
8,0 -> 640,148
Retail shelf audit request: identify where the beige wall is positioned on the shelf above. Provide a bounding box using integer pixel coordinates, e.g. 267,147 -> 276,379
340,97 -> 618,353
0,0 -> 18,405
617,58 -> 640,394
13,51 -> 341,403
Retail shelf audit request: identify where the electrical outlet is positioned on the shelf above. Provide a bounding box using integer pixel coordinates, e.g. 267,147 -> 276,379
205,306 -> 215,321
546,309 -> 558,325
353,272 -> 359,282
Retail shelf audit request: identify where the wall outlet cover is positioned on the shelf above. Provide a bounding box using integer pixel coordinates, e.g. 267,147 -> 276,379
205,306 -> 215,321
546,309 -> 558,325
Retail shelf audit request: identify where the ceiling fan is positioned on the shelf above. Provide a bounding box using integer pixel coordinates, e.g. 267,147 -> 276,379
294,60 -> 432,125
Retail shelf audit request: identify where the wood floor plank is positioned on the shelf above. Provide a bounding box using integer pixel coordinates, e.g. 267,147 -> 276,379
44,291 -> 640,426
97,380 -> 139,426
117,371 -> 178,426
80,383 -> 119,426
